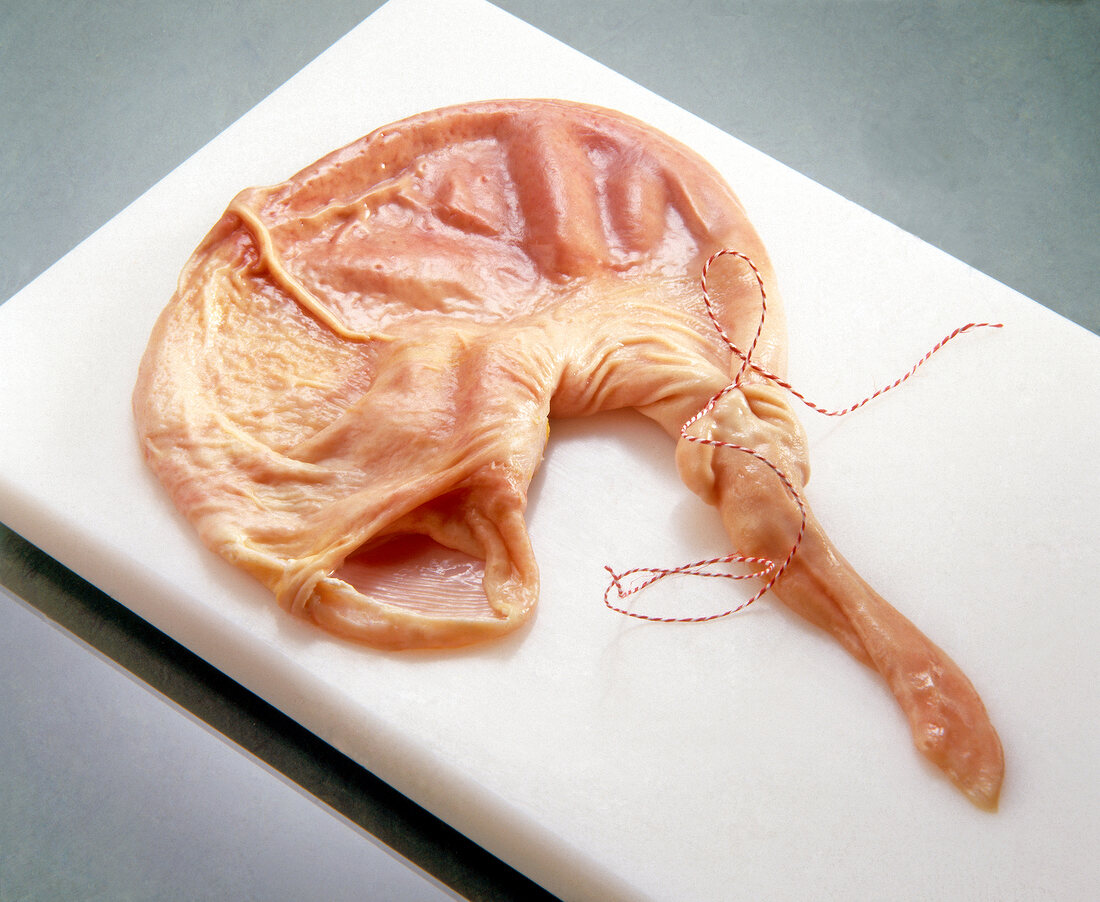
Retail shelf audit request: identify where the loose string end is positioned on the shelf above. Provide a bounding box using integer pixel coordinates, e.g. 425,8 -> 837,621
603,249 -> 1003,624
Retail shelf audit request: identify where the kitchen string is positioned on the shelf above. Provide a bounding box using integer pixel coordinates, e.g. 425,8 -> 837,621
603,248 -> 1003,622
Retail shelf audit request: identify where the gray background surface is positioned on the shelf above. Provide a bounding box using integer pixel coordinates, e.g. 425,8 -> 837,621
3,0 -> 1098,332
2,2 -> 1098,900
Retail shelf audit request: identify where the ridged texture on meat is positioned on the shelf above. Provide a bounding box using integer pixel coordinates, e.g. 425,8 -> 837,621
134,99 -> 1001,807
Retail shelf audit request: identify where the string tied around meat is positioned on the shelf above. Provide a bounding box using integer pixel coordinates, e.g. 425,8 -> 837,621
603,248 -> 1003,623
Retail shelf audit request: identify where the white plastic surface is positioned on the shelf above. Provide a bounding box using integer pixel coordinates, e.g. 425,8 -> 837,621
1,1 -> 1098,899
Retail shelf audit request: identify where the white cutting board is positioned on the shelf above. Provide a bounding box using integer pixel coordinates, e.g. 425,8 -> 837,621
1,1 -> 1097,899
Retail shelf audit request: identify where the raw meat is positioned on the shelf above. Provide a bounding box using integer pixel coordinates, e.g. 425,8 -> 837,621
133,99 -> 1003,808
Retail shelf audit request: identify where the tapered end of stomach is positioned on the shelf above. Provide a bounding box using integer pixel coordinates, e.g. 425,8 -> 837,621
912,703 -> 1005,812
962,767 -> 1003,812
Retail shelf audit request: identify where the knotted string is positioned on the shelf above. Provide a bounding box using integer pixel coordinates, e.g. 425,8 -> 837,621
603,249 -> 1003,623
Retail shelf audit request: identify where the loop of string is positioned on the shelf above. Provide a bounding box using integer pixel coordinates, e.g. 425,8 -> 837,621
603,248 -> 1003,623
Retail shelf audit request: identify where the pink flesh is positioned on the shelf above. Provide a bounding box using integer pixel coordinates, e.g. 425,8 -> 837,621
134,99 -> 1003,807
334,535 -> 495,621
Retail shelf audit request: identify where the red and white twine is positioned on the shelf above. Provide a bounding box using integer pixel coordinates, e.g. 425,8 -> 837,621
603,249 -> 1003,623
